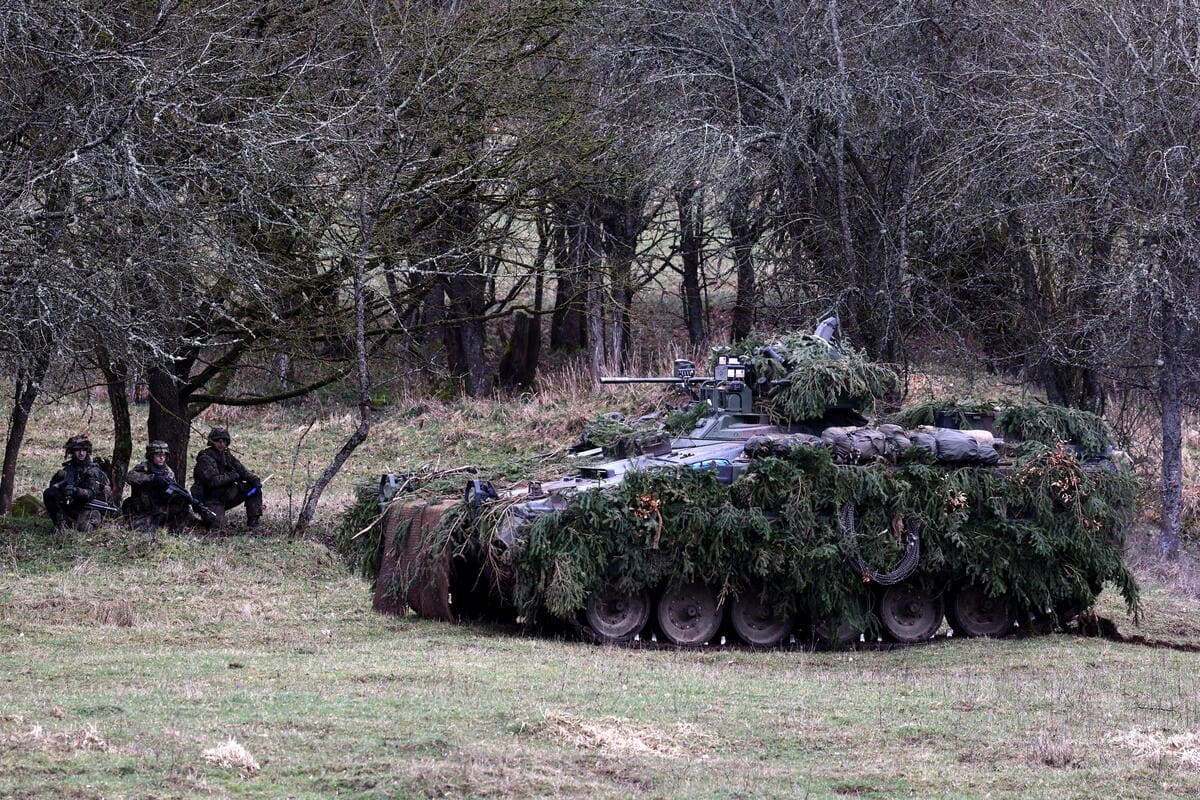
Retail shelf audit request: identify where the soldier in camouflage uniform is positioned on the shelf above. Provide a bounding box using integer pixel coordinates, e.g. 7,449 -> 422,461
123,440 -> 191,532
190,427 -> 263,530
43,435 -> 111,532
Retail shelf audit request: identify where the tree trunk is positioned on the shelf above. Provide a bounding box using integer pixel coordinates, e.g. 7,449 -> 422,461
1157,299 -> 1183,561
445,268 -> 489,397
147,365 -> 192,478
0,354 -> 50,515
422,280 -> 448,378
677,188 -> 706,346
270,353 -> 292,392
496,221 -> 545,392
587,267 -> 605,378
579,204 -> 607,376
550,203 -> 590,353
97,352 -> 133,500
728,194 -> 758,343
294,226 -> 373,536
497,311 -> 540,391
599,192 -> 646,371
1008,210 -> 1067,405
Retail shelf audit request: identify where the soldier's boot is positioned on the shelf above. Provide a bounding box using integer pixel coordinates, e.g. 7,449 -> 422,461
44,491 -> 68,530
76,508 -> 102,533
165,509 -> 190,534
245,490 -> 263,530
130,513 -> 158,534
205,503 -> 227,531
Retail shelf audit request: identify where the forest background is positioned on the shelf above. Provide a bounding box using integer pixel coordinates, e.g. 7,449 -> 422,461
2,0 -> 1199,554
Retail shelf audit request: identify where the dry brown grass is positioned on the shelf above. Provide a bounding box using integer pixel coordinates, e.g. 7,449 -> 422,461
201,737 -> 261,773
1030,726 -> 1079,768
1110,729 -> 1200,769
538,709 -> 718,760
1122,526 -> 1200,602
89,597 -> 138,627
19,592 -> 140,628
3,723 -> 109,754
901,367 -> 1041,407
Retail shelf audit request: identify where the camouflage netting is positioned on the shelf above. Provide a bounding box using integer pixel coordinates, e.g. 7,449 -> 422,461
335,451 -> 586,583
714,332 -> 900,421
409,440 -> 1139,633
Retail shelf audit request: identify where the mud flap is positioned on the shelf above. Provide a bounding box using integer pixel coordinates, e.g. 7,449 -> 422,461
372,500 -> 456,621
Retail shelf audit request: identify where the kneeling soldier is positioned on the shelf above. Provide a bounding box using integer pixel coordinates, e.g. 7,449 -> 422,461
44,435 -> 111,532
124,440 -> 190,532
191,427 -> 262,530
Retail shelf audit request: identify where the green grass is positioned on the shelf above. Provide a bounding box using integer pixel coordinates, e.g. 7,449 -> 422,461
3,520 -> 1200,799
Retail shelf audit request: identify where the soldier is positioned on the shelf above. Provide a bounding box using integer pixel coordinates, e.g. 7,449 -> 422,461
123,440 -> 191,532
191,427 -> 263,530
43,435 -> 111,532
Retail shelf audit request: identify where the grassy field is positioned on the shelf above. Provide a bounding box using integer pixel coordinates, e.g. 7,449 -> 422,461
2,520 -> 1200,800
3,387 -> 1200,798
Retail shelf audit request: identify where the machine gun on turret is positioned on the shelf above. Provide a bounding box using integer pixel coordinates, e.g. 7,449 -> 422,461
597,359 -> 701,389
599,357 -> 771,415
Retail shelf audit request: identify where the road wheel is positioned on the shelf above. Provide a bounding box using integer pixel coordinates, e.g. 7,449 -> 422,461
879,583 -> 943,643
729,590 -> 791,647
656,583 -> 723,646
582,587 -> 651,643
946,587 -> 1014,638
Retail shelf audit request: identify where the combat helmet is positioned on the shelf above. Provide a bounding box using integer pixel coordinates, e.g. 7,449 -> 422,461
145,440 -> 169,459
207,427 -> 231,445
64,435 -> 93,455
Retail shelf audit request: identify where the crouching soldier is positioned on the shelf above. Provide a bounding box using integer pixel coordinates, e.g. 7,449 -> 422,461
124,441 -> 191,532
43,435 -> 111,532
191,428 -> 262,530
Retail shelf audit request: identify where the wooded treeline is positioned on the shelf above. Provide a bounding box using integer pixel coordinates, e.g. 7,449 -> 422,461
1,0 -> 1197,549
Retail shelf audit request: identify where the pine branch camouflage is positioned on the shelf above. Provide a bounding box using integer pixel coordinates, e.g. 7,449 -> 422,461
412,442 -> 1138,633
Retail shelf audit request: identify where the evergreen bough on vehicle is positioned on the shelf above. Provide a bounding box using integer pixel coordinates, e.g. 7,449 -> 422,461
413,441 -> 1138,633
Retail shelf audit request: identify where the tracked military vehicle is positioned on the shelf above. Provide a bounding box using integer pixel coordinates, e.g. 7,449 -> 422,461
369,321 -> 1138,649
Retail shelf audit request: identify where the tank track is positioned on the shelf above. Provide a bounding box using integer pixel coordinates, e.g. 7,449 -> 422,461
453,610 -> 1194,654
548,612 -> 1063,652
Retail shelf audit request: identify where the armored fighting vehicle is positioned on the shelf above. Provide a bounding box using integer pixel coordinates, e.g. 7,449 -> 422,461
369,321 -> 1137,649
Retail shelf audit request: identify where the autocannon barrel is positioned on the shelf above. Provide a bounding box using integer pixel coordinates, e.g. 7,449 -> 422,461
599,377 -> 701,385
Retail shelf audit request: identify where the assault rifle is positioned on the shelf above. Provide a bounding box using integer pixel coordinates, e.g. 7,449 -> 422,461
50,479 -> 119,515
163,479 -> 219,526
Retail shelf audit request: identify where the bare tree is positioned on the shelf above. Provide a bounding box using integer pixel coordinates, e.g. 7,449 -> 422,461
959,0 -> 1200,558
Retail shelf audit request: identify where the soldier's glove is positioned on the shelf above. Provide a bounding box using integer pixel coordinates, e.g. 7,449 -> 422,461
74,487 -> 93,501
151,474 -> 169,487
248,476 -> 262,489
63,483 -> 75,499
